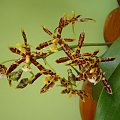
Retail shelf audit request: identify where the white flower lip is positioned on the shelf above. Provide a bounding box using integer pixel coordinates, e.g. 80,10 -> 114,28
22,67 -> 32,72
88,77 -> 96,83
0,74 -> 6,79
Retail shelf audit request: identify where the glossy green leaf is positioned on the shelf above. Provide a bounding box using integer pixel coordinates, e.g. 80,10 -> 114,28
92,38 -> 120,101
94,63 -> 120,120
100,38 -> 120,78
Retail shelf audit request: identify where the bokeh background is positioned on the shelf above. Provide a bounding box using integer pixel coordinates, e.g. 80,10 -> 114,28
0,0 -> 117,120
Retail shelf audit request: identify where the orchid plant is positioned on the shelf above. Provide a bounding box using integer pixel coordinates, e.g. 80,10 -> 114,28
0,12 -> 116,104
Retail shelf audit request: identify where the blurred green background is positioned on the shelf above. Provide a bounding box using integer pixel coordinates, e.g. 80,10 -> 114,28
0,0 -> 117,120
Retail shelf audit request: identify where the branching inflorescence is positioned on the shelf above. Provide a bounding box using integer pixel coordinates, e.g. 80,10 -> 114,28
0,12 -> 115,101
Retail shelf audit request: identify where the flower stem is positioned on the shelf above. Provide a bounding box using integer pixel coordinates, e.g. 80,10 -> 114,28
68,42 -> 112,49
0,59 -> 16,65
43,58 -> 56,72
46,42 -> 112,57
1,42 -> 112,65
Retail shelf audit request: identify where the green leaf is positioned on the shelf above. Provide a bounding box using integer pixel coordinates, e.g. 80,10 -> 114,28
92,38 -> 120,101
100,38 -> 120,78
94,63 -> 120,120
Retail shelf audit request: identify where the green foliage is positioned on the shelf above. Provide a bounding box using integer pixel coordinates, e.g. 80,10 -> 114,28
95,63 -> 120,120
92,38 -> 120,120
93,38 -> 120,101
